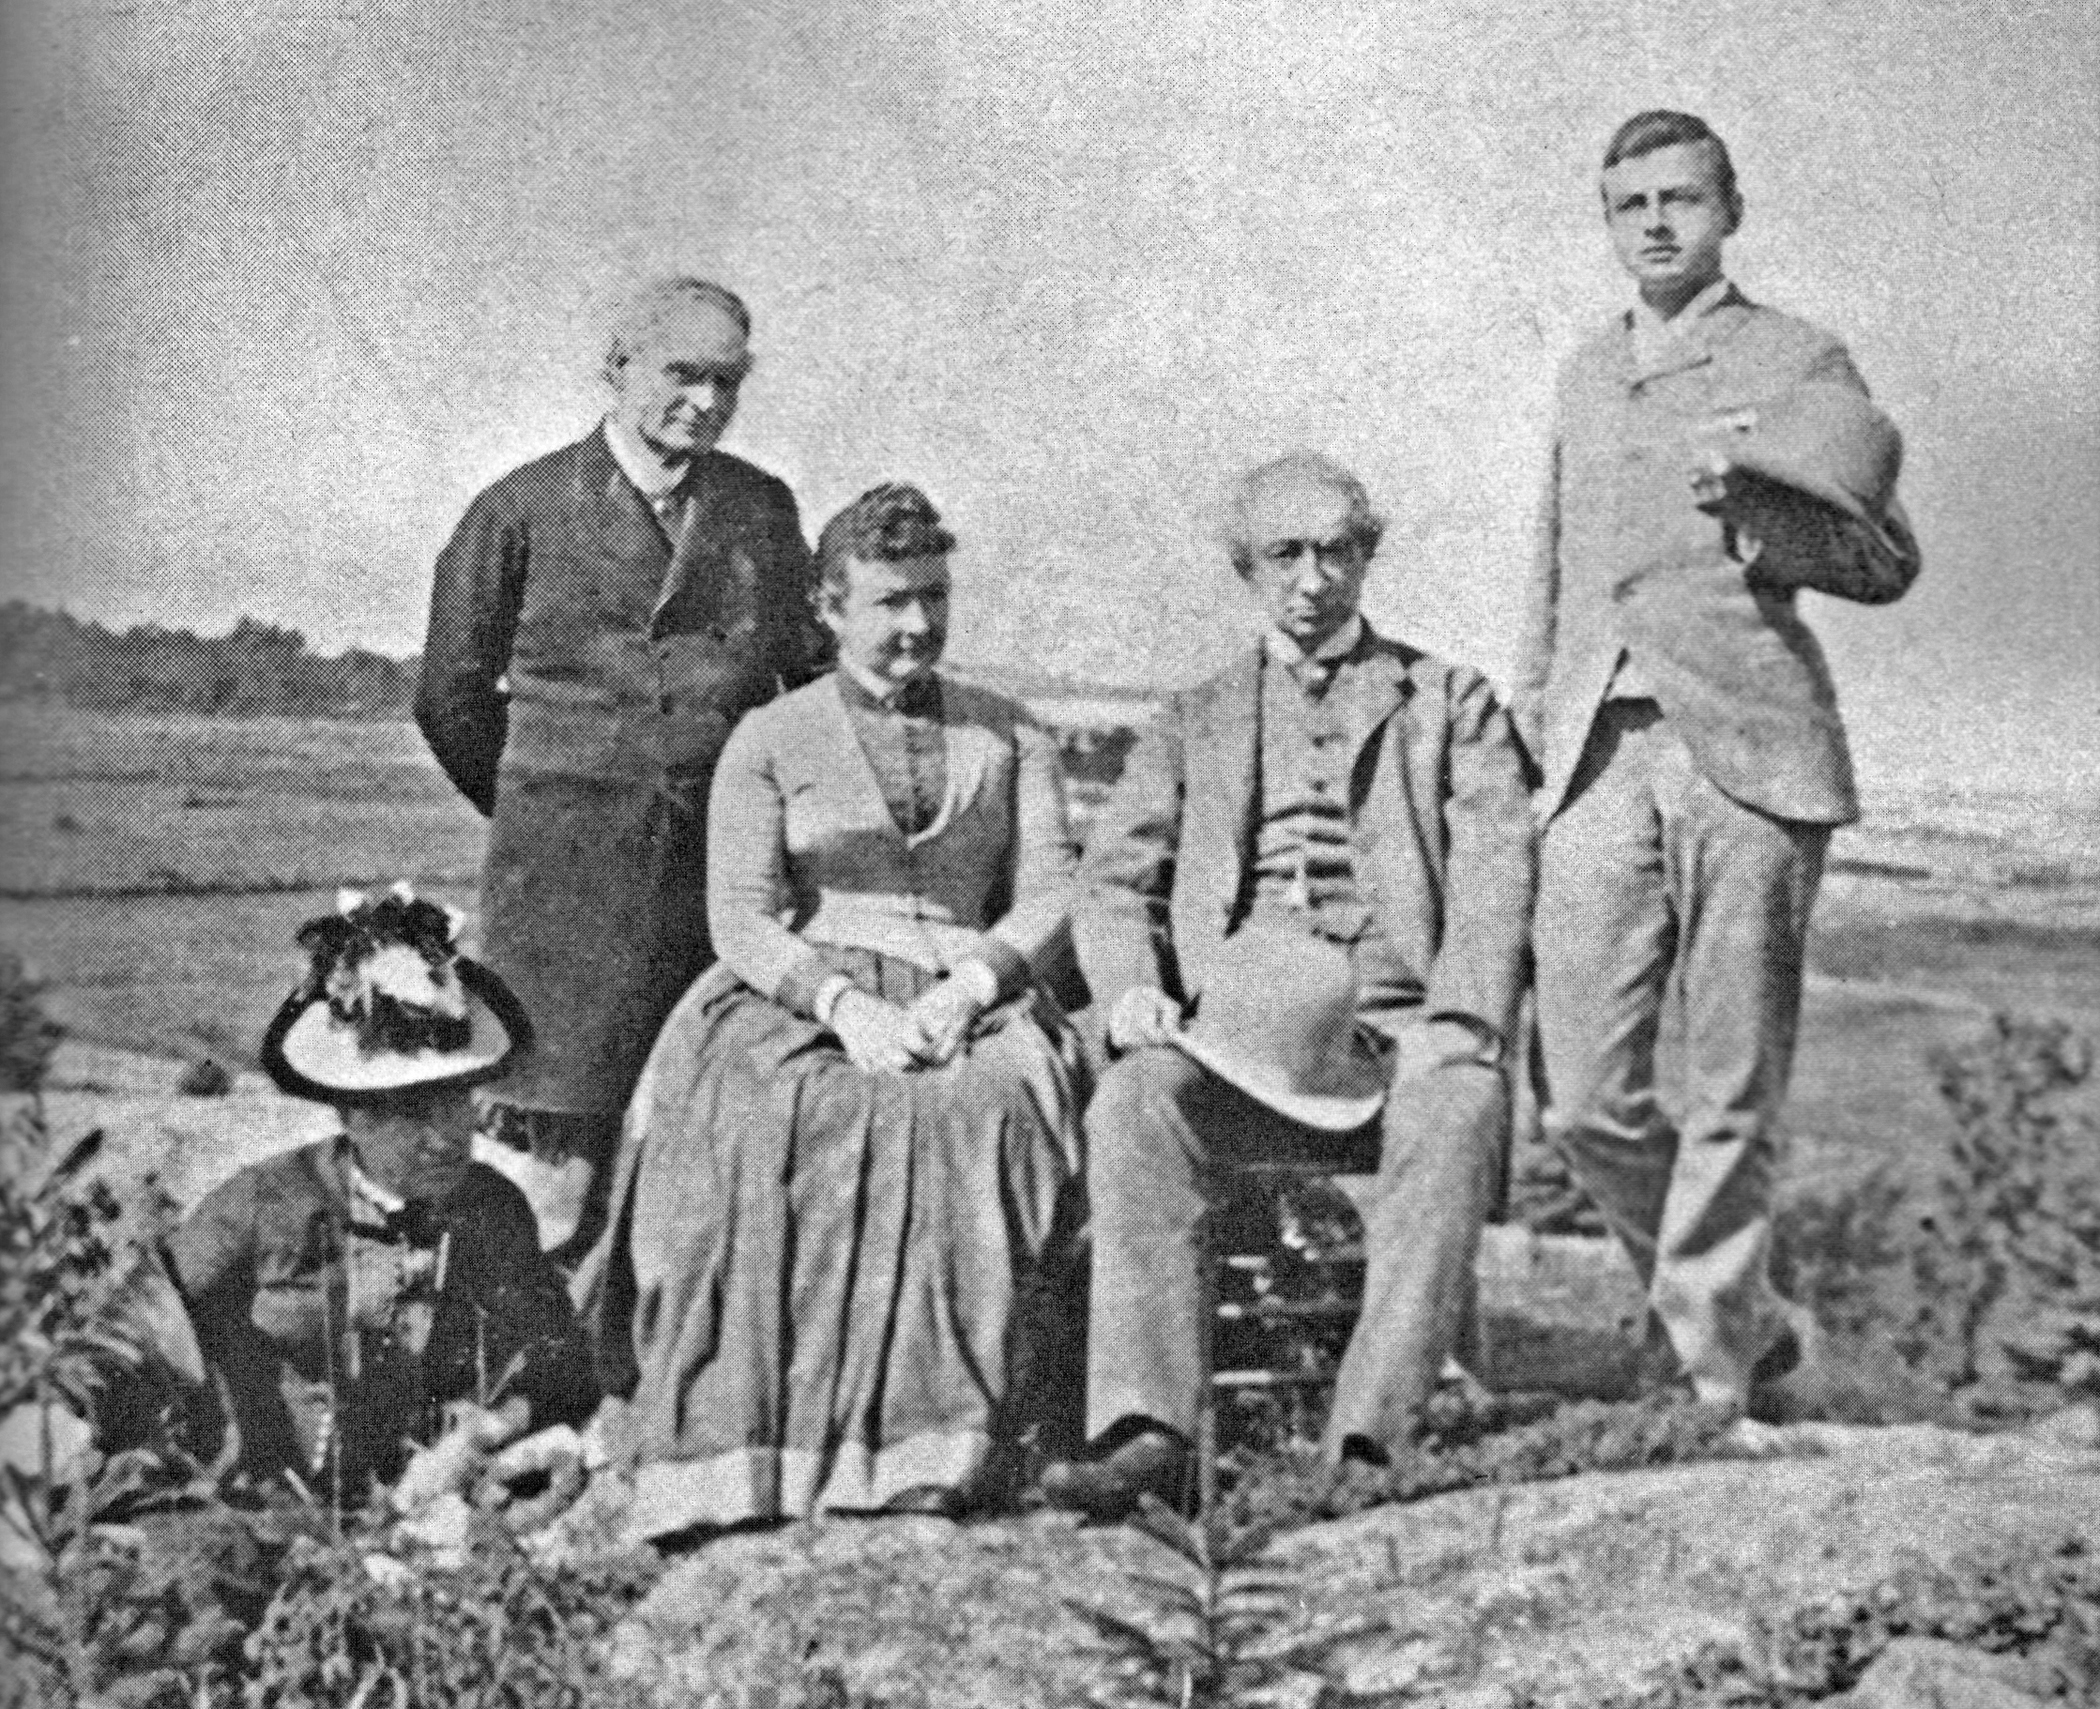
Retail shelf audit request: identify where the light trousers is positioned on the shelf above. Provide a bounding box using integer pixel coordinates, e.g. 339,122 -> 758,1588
1082,1041 -> 1506,1458
1533,702 -> 1826,1405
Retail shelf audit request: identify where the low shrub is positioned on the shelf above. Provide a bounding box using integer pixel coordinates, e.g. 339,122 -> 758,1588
1772,1013 -> 2100,1425
1594,1534 -> 2100,1706
1220,1392 -> 1743,1535
0,1121 -> 181,1421
245,1526 -> 660,1709
0,953 -> 63,1096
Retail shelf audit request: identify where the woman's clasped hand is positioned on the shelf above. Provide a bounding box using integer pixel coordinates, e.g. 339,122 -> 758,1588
831,967 -> 993,1072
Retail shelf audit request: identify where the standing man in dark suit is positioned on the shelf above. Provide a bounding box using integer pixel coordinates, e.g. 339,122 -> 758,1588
1042,454 -> 1534,1518
416,276 -> 824,1258
1514,112 -> 1920,1417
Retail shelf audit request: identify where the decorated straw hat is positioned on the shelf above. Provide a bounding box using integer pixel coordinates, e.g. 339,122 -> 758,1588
260,883 -> 529,1107
1171,923 -> 1386,1133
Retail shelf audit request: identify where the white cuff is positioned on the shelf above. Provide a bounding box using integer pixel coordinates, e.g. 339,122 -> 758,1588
811,974 -> 856,1027
949,959 -> 999,1008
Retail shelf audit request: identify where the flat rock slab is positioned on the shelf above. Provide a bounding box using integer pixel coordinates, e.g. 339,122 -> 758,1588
26,1042 -> 334,1211
609,1417 -> 2100,1709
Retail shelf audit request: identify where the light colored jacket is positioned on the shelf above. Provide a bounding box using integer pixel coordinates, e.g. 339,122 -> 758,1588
1076,630 -> 1535,1047
1513,288 -> 1921,826
705,672 -> 1075,1002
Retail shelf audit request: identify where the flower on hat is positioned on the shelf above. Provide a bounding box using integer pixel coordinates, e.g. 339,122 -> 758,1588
294,887 -> 472,1060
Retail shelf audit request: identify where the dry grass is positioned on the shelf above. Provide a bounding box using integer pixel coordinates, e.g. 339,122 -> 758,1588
3,708 -> 2098,1201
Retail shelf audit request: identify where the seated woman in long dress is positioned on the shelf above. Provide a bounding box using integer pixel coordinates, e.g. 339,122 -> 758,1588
579,482 -> 1083,1536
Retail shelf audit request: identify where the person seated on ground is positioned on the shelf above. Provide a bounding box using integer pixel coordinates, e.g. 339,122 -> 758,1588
28,887 -> 598,1516
1039,453 -> 1536,1522
575,482 -> 1084,1540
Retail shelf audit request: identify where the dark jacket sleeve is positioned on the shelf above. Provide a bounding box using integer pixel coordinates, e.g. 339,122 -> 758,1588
443,1169 -> 598,1431
416,486 -> 528,816
1074,701 -> 1187,1006
768,483 -> 831,690
1423,670 -> 1538,1047
164,1168 -> 260,1351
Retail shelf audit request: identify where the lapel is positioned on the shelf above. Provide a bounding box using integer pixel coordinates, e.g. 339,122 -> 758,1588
1622,283 -> 1755,392
1186,648 -> 1262,899
1332,629 -> 1415,782
579,428 -> 675,612
650,453 -> 734,635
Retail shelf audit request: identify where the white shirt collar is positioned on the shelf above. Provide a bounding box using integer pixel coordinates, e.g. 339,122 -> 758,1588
1264,612 -> 1364,669
345,1151 -> 406,1218
1629,276 -> 1734,369
838,656 -> 931,707
602,414 -> 689,500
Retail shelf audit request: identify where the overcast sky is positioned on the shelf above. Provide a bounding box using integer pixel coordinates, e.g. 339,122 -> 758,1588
4,0 -> 2095,793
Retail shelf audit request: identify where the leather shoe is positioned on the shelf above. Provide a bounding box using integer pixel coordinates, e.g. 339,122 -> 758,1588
1038,1428 -> 1192,1522
1747,1308 -> 1827,1424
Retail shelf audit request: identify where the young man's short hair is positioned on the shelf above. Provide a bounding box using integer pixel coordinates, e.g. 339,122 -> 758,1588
1600,110 -> 1739,208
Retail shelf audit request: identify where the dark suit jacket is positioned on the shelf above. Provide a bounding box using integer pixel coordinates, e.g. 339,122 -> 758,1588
417,427 -> 822,814
1513,288 -> 1920,825
414,428 -> 823,1112
1076,629 -> 1535,1048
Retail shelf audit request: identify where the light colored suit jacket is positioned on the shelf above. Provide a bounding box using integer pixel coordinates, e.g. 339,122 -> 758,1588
1513,288 -> 1921,825
705,672 -> 1075,1003
1076,630 -> 1535,1046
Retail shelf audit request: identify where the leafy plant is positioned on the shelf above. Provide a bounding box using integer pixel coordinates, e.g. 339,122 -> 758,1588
243,1525 -> 659,1709
0,1117 -> 184,1424
1590,1534 -> 2100,1706
1218,1392 -> 1743,1538
1071,1498 -> 1382,1708
0,1096 -> 248,1707
3,1479 -> 319,1709
0,952 -> 64,1097
1902,1015 -> 2100,1414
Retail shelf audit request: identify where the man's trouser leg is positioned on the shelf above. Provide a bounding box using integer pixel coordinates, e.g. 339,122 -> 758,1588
1322,1060 -> 1507,1458
1534,705 -> 1825,1405
1084,1046 -> 1302,1444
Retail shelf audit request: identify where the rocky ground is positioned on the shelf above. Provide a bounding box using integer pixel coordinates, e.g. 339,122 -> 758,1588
22,1044 -> 2100,1707
602,1414 -> 2099,1706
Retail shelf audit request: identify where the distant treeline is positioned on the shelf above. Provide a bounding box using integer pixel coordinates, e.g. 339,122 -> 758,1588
0,602 -> 418,718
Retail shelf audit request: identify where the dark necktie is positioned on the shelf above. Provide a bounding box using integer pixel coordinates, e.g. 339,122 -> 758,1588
649,485 -> 687,542
346,1199 -> 440,1247
1291,656 -> 1339,700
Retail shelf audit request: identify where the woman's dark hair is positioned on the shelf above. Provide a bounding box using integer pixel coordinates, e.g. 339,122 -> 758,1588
1601,110 -> 1739,208
814,482 -> 956,604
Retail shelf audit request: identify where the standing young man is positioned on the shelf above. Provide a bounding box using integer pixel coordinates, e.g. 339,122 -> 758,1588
416,277 -> 825,1256
1514,112 -> 1921,1415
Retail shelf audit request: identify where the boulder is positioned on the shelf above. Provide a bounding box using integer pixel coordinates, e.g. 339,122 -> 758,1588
606,1418 -> 2100,1708
1471,1222 -> 1648,1399
1832,1637 -> 2053,1709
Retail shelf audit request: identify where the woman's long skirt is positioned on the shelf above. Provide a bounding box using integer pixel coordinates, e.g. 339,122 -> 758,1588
579,947 -> 1082,1535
